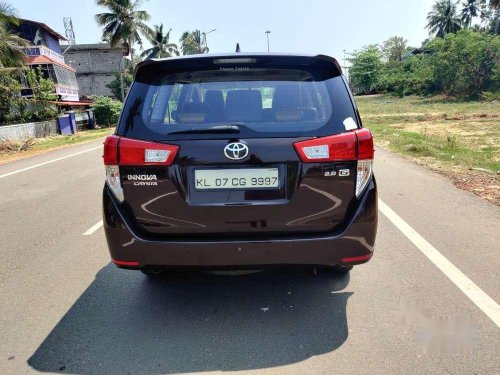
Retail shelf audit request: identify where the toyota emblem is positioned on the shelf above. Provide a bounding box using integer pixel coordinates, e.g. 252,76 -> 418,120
224,142 -> 249,160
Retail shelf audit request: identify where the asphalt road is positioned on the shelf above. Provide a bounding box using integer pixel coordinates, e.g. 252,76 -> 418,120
0,139 -> 499,374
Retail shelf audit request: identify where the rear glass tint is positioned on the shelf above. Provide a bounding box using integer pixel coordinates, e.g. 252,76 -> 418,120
118,56 -> 358,140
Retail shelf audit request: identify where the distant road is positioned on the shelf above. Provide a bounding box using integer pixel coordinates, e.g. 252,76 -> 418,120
0,139 -> 498,374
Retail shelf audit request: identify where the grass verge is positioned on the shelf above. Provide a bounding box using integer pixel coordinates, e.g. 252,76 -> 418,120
356,95 -> 499,205
0,127 -> 115,164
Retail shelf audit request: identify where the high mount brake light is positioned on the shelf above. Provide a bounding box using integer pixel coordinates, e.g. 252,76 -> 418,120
102,136 -> 180,202
293,128 -> 374,197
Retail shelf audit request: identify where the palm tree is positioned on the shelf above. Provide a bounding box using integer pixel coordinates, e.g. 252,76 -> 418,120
426,0 -> 463,37
461,0 -> 482,26
95,0 -> 151,57
0,2 -> 28,68
141,24 -> 179,59
179,30 -> 209,55
0,1 -> 19,26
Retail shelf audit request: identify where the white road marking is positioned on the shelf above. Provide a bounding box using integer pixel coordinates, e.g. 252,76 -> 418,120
378,198 -> 500,328
0,145 -> 102,180
83,219 -> 103,236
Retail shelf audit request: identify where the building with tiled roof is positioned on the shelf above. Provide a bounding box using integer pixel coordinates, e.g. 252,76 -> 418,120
15,19 -> 79,101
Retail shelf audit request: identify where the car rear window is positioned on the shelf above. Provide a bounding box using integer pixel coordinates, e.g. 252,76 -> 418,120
118,56 -> 358,140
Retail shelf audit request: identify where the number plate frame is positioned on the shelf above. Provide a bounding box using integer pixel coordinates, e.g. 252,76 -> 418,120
193,168 -> 280,191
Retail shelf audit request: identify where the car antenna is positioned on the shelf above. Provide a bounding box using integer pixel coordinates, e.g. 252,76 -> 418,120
235,43 -> 241,53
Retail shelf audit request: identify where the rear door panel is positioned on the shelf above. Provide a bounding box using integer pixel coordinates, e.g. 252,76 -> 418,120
120,138 -> 357,237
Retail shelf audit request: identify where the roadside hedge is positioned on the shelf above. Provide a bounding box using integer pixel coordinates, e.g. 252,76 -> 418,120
91,96 -> 123,127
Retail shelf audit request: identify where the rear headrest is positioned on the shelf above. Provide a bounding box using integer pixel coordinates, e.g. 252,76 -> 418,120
204,90 -> 225,122
226,90 -> 263,122
177,102 -> 208,124
272,83 -> 301,109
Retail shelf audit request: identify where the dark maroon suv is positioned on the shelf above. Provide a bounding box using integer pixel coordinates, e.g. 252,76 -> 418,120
102,53 -> 377,276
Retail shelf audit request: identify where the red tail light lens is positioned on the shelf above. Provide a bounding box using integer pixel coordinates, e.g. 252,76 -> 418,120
119,138 -> 179,166
293,132 -> 357,162
355,128 -> 374,160
102,136 -> 179,166
103,135 -> 120,165
102,136 -> 180,203
293,128 -> 373,162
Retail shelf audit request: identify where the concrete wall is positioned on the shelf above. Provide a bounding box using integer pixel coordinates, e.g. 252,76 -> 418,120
0,120 -> 58,141
66,44 -> 124,98
74,73 -> 115,97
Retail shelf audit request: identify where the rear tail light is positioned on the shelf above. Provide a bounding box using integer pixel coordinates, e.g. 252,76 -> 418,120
102,136 -> 179,202
294,132 -> 357,162
293,128 -> 374,197
118,138 -> 179,166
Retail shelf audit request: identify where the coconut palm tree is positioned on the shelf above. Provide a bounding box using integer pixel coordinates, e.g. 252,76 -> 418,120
141,24 -> 179,59
0,2 -> 28,68
426,0 -> 463,37
461,0 -> 482,26
95,0 -> 151,57
179,30 -> 209,55
0,1 -> 19,26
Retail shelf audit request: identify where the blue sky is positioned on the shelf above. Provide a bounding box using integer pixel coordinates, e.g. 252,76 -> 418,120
13,0 -> 436,63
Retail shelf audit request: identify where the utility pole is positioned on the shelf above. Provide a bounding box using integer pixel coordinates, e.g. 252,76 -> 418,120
119,58 -> 125,102
265,30 -> 271,52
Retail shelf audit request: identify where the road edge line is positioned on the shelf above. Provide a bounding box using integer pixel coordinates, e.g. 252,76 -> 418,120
0,145 -> 102,180
83,219 -> 103,236
378,198 -> 500,328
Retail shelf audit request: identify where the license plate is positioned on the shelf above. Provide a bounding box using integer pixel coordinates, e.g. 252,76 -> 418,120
194,168 -> 279,190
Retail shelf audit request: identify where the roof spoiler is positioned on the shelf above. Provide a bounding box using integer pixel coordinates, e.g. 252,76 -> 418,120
134,53 -> 343,81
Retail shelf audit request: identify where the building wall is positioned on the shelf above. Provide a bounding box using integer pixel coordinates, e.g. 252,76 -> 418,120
65,45 -> 123,98
45,34 -> 62,54
75,73 -> 115,97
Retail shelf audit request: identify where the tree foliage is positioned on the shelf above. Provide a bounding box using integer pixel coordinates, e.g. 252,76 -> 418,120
179,30 -> 209,55
106,70 -> 133,100
0,69 -> 23,123
381,36 -> 409,62
348,45 -> 383,94
0,1 -> 28,68
90,96 -> 123,126
141,24 -> 179,59
427,0 -> 463,37
95,0 -> 151,56
362,30 -> 499,98
25,68 -> 59,121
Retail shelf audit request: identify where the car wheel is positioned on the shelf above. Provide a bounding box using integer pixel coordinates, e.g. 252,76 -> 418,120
330,265 -> 353,273
141,269 -> 163,277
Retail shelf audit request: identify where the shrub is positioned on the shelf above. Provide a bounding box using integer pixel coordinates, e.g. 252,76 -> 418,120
427,30 -> 500,98
481,91 -> 500,101
91,96 -> 122,127
0,70 -> 25,124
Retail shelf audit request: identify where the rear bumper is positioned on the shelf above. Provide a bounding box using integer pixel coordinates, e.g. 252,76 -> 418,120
103,179 -> 378,268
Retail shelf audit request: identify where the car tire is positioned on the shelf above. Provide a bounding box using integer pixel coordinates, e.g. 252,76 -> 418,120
141,269 -> 163,277
330,265 -> 353,273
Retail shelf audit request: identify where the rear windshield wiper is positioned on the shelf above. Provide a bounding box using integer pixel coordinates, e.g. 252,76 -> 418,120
168,125 -> 241,135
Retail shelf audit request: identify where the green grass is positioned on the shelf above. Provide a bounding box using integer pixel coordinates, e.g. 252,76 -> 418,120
356,95 -> 500,174
0,127 -> 115,163
33,127 -> 115,151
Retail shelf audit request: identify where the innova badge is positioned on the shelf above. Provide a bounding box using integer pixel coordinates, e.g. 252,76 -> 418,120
224,142 -> 249,160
